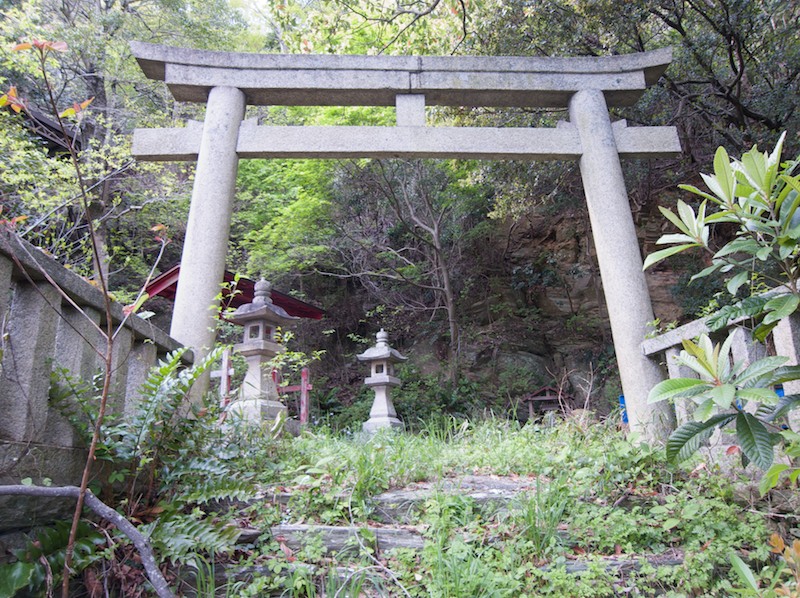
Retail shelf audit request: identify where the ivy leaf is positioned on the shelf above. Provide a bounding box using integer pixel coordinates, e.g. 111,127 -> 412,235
0,562 -> 35,596
666,413 -> 736,463
736,412 -> 775,470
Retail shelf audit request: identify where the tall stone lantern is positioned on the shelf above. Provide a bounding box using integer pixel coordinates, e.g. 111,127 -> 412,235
357,329 -> 407,433
227,279 -> 298,424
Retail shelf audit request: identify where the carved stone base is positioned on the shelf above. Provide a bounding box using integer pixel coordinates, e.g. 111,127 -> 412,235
227,398 -> 287,425
363,416 -> 404,434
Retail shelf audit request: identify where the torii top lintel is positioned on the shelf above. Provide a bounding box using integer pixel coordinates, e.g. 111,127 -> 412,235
129,42 -> 672,109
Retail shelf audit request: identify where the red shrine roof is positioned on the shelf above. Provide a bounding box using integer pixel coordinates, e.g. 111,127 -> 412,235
145,264 -> 325,320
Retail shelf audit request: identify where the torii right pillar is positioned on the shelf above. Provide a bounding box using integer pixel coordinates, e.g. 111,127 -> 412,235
570,89 -> 675,440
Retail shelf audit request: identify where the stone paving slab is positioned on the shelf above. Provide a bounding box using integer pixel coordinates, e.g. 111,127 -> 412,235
258,474 -> 544,525
270,523 -> 425,554
372,474 -> 541,523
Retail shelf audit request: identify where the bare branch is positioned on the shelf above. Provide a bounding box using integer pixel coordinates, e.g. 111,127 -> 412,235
0,485 -> 174,598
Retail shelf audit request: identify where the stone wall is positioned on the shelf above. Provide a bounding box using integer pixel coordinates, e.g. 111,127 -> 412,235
0,231 -> 187,533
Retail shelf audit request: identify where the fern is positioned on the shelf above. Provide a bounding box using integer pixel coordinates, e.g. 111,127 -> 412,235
143,511 -> 241,564
173,479 -> 256,505
44,345 -> 257,575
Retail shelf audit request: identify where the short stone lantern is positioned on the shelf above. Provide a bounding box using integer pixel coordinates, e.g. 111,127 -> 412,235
357,329 -> 407,433
227,278 -> 298,424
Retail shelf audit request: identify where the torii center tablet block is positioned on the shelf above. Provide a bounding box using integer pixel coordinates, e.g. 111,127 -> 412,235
130,42 -> 681,442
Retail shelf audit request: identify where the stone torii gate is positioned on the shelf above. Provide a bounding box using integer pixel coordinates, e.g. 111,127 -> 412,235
130,42 -> 680,441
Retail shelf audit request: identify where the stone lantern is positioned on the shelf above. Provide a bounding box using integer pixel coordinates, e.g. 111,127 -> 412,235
357,329 -> 407,433
227,279 -> 298,424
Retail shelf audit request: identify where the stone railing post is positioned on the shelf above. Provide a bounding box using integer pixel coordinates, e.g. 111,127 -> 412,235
772,315 -> 800,431
0,281 -> 61,443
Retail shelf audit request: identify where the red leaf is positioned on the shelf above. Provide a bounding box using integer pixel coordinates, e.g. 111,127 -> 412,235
279,541 -> 294,559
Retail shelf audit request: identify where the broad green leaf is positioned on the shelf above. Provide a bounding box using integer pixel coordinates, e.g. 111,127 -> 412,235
662,517 -> 681,530
677,353 -> 715,380
759,463 -> 789,496
701,172 -> 728,205
710,384 -> 735,408
781,173 -> 800,193
659,203 -> 693,236
767,393 -> 800,421
762,294 -> 800,325
691,263 -> 723,280
714,237 -> 762,258
737,387 -> 781,406
678,184 -> 724,205
756,246 -> 773,260
726,271 -> 749,296
729,553 -> 759,591
764,132 -> 786,191
778,240 -> 795,260
677,201 -> 701,236
643,244 -> 699,270
754,320 -> 780,343
740,147 -> 768,196
666,413 -> 736,463
737,356 -> 790,387
712,146 -> 735,203
693,398 -> 717,422
736,412 -> 775,470
648,377 -> 707,403
657,233 -> 698,245
718,332 -> 735,380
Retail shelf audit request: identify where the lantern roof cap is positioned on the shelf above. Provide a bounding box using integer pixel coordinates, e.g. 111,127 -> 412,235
357,329 -> 407,363
229,278 -> 300,325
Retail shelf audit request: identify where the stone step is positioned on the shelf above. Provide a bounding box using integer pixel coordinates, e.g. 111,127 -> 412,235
215,550 -> 686,596
270,523 -> 425,555
259,474 -> 542,525
372,474 -> 539,523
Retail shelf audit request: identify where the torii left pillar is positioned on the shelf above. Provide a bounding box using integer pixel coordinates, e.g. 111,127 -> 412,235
169,86 -> 245,384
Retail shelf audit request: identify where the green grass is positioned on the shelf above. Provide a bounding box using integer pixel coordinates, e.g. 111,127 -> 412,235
226,415 -> 782,597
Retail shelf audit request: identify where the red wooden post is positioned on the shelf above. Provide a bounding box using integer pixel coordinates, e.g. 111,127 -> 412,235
271,367 -> 312,424
300,367 -> 310,425
210,347 -> 234,408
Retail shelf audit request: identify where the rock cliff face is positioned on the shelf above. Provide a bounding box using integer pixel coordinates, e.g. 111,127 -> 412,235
291,197 -> 693,421
445,204 -> 687,416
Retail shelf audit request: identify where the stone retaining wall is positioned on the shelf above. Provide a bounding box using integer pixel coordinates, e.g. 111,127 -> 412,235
0,231 -> 187,532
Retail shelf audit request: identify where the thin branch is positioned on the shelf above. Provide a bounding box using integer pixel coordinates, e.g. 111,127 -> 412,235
0,485 -> 174,598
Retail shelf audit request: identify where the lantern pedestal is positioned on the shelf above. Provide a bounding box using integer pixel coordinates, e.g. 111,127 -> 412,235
363,374 -> 403,433
228,339 -> 287,423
